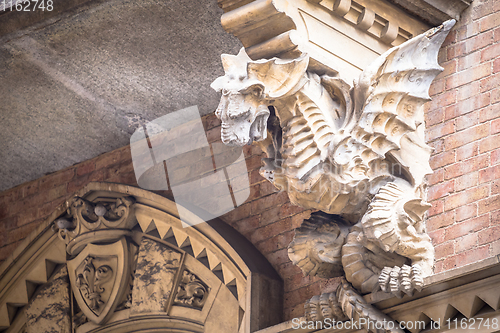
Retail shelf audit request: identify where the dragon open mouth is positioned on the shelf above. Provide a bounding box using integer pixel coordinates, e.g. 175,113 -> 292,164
249,112 -> 269,144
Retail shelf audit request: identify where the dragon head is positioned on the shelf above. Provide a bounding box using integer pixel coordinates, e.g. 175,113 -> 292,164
211,48 -> 309,146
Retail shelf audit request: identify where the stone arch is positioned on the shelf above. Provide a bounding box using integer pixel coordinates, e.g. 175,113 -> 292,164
0,182 -> 282,333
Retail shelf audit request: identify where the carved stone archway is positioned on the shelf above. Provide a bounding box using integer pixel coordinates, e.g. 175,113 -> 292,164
0,182 -> 282,333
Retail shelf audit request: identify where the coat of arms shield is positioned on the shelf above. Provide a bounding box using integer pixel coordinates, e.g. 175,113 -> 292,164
67,237 -> 129,324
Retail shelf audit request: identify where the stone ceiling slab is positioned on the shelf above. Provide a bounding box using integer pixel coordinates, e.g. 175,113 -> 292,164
0,0 -> 242,191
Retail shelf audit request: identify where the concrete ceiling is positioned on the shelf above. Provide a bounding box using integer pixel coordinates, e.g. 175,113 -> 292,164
0,0 -> 242,191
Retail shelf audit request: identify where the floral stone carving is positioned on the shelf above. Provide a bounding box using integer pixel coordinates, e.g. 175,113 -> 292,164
67,238 -> 130,325
174,270 -> 209,309
212,19 -> 455,329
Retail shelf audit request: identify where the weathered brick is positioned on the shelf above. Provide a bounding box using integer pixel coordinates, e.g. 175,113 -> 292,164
445,155 -> 489,179
495,58 -> 500,73
457,80 -> 481,101
435,242 -> 454,259
455,172 -> 478,191
445,63 -> 491,90
458,51 -> 481,72
76,160 -> 96,176
428,199 -> 444,217
231,214 -> 260,237
45,184 -> 68,203
428,91 -> 457,112
479,134 -> 500,153
39,168 -> 75,192
493,149 -> 500,165
22,181 -> 40,199
266,248 -> 291,267
428,139 -> 444,154
480,73 -> 500,92
466,30 -> 494,52
251,192 -> 287,215
95,150 -> 122,170
38,197 -> 67,219
456,142 -> 478,161
445,214 -> 489,240
426,121 -> 455,142
260,180 -> 279,196
429,79 -> 445,96
479,165 -> 500,183
206,126 -> 221,143
17,207 -> 39,227
427,180 -> 454,201
427,169 -> 444,186
444,123 -> 489,150
479,12 -> 500,32
478,195 -> 500,214
427,211 -> 454,231
492,88 -> 500,105
472,1 -> 500,21
256,231 -> 294,255
250,217 -> 292,244
479,104 -> 500,122
434,260 -> 444,274
429,228 -> 445,245
260,206 -> 282,226
442,245 -> 489,270
456,203 -> 477,222
492,179 -> 500,195
444,185 -> 489,211
430,150 -> 455,169
425,109 -> 444,127
446,42 -> 466,61
454,233 -> 478,253
481,42 -> 500,62
245,155 -> 262,171
478,226 -> 500,245
455,111 -> 481,131
436,60 -> 457,80
442,29 -> 457,47
280,202 -> 305,219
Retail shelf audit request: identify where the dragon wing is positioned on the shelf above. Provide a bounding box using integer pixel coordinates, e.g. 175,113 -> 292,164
345,20 -> 455,188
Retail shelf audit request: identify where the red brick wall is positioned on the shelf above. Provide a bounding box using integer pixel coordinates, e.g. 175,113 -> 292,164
0,2 -> 499,323
0,145 -> 137,263
425,1 -> 500,274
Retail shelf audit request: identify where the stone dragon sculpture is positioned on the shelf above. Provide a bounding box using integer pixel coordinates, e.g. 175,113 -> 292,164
212,20 -> 455,331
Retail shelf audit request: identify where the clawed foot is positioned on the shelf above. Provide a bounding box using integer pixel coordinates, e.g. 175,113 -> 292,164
304,292 -> 347,322
379,264 -> 423,297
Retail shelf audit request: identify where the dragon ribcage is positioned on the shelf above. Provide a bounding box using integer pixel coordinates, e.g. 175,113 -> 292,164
281,100 -> 334,182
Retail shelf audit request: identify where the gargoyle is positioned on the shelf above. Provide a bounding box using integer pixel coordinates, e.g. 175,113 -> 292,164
212,20 -> 455,330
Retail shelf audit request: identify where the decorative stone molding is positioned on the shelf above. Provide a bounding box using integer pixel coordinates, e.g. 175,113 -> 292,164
216,0 -> 434,84
385,0 -> 473,26
213,12 -> 454,327
254,259 -> 500,333
174,270 -> 209,309
0,182 -> 283,333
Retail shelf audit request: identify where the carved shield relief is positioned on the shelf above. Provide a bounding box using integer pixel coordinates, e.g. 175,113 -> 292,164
67,238 -> 129,325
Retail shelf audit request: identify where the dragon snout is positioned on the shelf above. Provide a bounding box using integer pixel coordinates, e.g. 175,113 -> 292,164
221,126 -> 249,146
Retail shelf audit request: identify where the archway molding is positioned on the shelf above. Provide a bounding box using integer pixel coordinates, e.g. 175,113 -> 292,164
0,182 -> 282,333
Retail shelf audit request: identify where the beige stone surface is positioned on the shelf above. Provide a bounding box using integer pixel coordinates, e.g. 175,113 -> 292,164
25,266 -> 71,333
131,237 -> 182,314
217,0 -> 431,84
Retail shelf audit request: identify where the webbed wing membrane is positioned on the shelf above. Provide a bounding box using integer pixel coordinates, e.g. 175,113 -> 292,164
348,20 -> 455,187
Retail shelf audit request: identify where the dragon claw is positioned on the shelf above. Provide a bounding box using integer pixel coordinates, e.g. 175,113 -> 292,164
379,264 -> 423,297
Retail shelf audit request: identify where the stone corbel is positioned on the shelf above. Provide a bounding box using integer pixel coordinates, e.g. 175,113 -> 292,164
215,0 -> 454,84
